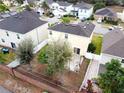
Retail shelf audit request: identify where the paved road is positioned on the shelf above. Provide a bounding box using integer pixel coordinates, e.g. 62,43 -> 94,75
0,86 -> 12,93
93,21 -> 110,35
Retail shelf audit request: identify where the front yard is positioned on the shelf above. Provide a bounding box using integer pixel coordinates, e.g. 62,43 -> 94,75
91,34 -> 103,55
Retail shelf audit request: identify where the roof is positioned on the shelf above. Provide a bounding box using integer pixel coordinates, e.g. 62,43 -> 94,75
49,22 -> 95,37
102,29 -> 124,58
0,10 -> 47,34
46,0 -> 71,6
95,8 -> 117,17
73,2 -> 92,9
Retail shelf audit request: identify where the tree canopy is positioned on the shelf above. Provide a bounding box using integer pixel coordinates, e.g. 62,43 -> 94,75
98,59 -> 124,93
16,38 -> 34,64
38,41 -> 72,76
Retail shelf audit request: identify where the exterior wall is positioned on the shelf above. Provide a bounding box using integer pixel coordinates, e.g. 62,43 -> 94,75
51,2 -> 60,10
101,53 -> 123,64
25,23 -> 48,46
0,29 -> 24,48
48,30 -> 91,55
78,7 -> 93,19
117,10 -> 124,22
0,23 -> 48,48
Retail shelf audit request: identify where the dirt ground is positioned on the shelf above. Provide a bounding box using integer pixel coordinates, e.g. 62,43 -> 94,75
20,54 -> 90,91
0,71 -> 43,93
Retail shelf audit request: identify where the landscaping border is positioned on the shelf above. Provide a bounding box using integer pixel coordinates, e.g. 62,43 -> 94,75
0,64 -> 72,93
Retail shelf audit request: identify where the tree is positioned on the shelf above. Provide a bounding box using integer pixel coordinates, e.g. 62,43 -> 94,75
16,0 -> 23,4
41,1 -> 50,14
38,41 -> 72,76
97,59 -> 124,93
0,4 -> 9,12
87,43 -> 96,53
16,38 -> 34,65
94,1 -> 106,12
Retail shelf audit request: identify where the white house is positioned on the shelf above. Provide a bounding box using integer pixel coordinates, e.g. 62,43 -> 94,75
46,0 -> 93,19
0,10 -> 48,48
48,22 -> 95,55
101,28 -> 124,66
117,10 -> 124,22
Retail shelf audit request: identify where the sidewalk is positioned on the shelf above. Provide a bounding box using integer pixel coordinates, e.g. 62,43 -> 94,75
79,60 -> 100,90
0,86 -> 12,93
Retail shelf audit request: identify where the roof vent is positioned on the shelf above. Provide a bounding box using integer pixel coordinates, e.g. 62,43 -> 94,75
83,26 -> 86,29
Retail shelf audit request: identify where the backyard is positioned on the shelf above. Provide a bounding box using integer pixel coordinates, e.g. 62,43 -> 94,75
91,34 -> 103,55
18,51 -> 90,91
0,47 -> 15,64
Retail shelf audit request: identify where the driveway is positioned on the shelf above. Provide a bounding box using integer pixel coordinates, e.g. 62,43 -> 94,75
0,86 -> 12,93
93,21 -> 110,35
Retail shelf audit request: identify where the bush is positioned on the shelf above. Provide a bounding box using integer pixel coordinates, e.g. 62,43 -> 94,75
87,43 -> 96,53
61,17 -> 70,23
103,18 -> 118,25
94,2 -> 106,12
87,15 -> 95,20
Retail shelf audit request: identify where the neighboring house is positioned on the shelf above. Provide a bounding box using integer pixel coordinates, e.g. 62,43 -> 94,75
2,0 -> 18,6
117,10 -> 124,22
46,0 -> 93,19
101,28 -> 124,65
48,22 -> 95,55
71,2 -> 93,19
95,8 -> 117,23
0,10 -> 48,48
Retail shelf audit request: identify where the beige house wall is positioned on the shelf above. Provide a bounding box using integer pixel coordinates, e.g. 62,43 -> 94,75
48,30 -> 92,55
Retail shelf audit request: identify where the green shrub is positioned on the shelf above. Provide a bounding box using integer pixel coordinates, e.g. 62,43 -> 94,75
87,15 -> 95,20
61,17 -> 70,23
87,43 -> 96,53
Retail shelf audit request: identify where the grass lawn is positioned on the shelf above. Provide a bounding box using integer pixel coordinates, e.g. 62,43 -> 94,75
91,34 -> 103,55
0,50 -> 15,64
61,16 -> 77,23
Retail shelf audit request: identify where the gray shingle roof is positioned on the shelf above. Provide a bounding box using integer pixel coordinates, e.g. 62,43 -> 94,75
95,8 -> 117,17
102,29 -> 124,58
73,2 -> 92,9
46,0 -> 71,6
0,10 -> 47,34
49,22 -> 95,37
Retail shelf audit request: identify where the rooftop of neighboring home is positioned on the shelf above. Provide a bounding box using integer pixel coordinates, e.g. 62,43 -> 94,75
46,0 -> 92,9
95,8 -> 117,18
73,2 -> 92,9
0,10 -> 47,34
48,22 -> 95,37
102,28 -> 124,58
46,0 -> 71,6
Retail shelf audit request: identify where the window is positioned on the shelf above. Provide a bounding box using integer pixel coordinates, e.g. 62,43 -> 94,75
122,59 -> 124,63
74,47 -> 80,54
65,34 -> 68,39
17,34 -> 20,39
6,32 -> 9,36
1,39 -> 5,43
49,31 -> 52,35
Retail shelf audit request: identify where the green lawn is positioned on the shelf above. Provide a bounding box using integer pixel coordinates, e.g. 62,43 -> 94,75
91,34 -> 103,55
0,52 -> 15,64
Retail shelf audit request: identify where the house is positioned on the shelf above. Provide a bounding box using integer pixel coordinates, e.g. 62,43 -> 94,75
1,0 -> 18,6
46,0 -> 93,19
71,2 -> 93,19
95,8 -> 117,23
0,10 -> 48,48
101,28 -> 124,65
48,22 -> 95,55
117,9 -> 124,22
